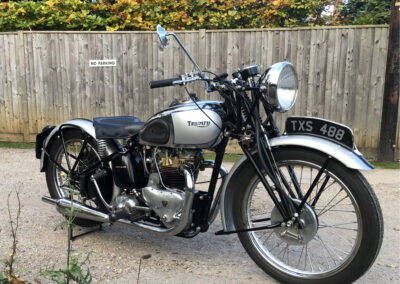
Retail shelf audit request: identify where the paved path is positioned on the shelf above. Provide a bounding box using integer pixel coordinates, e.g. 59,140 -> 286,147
0,148 -> 398,283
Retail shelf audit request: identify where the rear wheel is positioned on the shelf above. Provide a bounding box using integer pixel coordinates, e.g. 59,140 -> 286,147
45,128 -> 107,227
233,147 -> 383,284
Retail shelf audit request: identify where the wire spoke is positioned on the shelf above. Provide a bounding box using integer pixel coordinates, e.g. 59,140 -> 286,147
320,221 -> 357,227
269,240 -> 285,252
317,236 -> 348,260
246,159 -> 361,277
316,233 -> 337,267
319,225 -> 357,231
295,245 -> 305,269
316,188 -> 344,216
321,224 -> 356,246
318,195 -> 350,217
277,243 -> 288,258
249,211 -> 271,217
307,180 -> 336,205
314,208 -> 355,213
318,237 -> 333,269
305,244 -> 312,271
261,231 -> 275,245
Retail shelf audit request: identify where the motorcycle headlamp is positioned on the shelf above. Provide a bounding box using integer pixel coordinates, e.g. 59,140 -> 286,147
260,62 -> 298,112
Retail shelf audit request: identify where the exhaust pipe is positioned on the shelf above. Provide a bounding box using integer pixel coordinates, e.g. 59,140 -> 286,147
41,168 -> 195,236
42,196 -> 110,223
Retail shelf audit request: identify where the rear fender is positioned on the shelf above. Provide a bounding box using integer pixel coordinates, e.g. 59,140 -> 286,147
39,119 -> 96,172
220,134 -> 373,232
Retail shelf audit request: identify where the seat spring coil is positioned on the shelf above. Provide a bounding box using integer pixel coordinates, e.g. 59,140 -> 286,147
241,105 -> 248,120
97,139 -> 108,158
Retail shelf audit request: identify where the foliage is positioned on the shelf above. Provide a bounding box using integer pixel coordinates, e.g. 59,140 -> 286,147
5,191 -> 20,278
40,253 -> 93,284
0,272 -> 8,284
0,0 -> 332,32
3,190 -> 27,284
337,0 -> 391,25
0,0 -> 106,31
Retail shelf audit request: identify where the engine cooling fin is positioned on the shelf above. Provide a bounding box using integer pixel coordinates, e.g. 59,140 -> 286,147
161,166 -> 186,189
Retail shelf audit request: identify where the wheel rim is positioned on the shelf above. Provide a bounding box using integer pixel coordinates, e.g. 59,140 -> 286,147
54,138 -> 100,204
245,160 -> 362,279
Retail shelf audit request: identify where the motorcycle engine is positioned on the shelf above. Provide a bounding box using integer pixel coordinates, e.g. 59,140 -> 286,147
141,148 -> 202,228
158,148 -> 202,189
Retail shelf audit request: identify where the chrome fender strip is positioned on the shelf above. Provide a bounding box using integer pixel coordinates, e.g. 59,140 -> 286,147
40,119 -> 96,171
269,135 -> 373,170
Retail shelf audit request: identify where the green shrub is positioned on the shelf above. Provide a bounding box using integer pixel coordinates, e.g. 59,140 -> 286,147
0,0 -> 332,32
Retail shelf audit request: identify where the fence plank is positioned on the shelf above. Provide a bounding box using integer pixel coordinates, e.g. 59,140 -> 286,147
0,27 -> 394,159
0,36 -> 7,134
16,32 -> 29,141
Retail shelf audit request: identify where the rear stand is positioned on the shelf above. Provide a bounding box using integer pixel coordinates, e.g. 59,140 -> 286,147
68,224 -> 103,242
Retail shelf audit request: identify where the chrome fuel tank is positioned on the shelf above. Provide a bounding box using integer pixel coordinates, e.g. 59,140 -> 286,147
139,101 -> 225,149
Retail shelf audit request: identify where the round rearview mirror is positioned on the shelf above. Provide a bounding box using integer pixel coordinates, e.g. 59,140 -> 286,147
157,25 -> 169,48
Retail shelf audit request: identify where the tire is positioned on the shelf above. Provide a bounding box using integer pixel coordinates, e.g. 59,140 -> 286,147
46,128 -> 104,227
232,147 -> 383,284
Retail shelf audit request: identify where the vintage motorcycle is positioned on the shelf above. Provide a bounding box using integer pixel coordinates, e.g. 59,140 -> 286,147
36,25 -> 383,283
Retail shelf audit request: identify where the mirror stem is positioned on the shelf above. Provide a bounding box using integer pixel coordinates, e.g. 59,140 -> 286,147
168,32 -> 203,74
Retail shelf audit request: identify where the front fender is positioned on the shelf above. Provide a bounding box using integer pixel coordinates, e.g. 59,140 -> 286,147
220,134 -> 373,232
40,119 -> 96,172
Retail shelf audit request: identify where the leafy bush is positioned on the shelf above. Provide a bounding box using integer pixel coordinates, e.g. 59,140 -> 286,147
0,0 -> 332,32
338,0 -> 391,25
0,0 -> 107,31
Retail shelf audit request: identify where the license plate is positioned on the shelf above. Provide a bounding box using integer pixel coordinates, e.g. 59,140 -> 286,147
285,117 -> 354,148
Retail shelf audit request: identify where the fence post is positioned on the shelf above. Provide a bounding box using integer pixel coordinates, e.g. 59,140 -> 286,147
16,31 -> 29,142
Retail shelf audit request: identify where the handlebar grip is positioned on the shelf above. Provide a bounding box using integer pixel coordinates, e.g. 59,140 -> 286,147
149,77 -> 181,89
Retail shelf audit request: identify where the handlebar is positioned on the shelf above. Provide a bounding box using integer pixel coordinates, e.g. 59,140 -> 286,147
149,72 -> 243,93
149,77 -> 181,89
149,72 -> 204,89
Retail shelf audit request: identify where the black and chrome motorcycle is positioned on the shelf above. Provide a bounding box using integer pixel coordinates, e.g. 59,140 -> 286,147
36,25 -> 383,283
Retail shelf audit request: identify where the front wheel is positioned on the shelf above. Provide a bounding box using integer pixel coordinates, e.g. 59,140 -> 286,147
233,147 -> 383,284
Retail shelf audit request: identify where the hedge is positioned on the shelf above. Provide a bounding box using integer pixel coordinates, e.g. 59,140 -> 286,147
0,0 -> 331,32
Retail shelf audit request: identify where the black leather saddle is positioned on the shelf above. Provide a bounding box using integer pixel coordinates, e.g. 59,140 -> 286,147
93,116 -> 144,139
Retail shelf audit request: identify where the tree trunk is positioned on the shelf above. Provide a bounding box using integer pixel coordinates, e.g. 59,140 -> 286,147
378,0 -> 400,162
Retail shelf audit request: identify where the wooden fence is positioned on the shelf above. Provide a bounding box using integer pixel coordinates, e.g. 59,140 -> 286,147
0,26 -> 397,159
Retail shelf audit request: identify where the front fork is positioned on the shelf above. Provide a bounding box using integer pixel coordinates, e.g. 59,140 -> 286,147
241,141 -> 331,224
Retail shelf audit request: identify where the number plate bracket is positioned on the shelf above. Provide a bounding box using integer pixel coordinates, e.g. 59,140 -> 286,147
285,117 -> 354,149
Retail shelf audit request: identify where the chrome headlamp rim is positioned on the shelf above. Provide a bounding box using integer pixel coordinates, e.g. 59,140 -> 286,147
261,62 -> 299,113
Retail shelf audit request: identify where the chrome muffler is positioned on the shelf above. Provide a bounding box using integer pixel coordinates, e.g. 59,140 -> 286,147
42,196 -> 110,223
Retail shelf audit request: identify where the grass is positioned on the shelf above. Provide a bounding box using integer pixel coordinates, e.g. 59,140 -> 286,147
0,141 -> 35,149
204,152 -> 399,169
204,153 -> 242,163
370,161 -> 400,169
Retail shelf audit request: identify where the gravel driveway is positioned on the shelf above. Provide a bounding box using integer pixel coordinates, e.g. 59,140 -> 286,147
0,148 -> 399,283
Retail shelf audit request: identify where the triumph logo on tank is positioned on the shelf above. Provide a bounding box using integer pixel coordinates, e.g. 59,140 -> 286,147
187,121 -> 211,127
